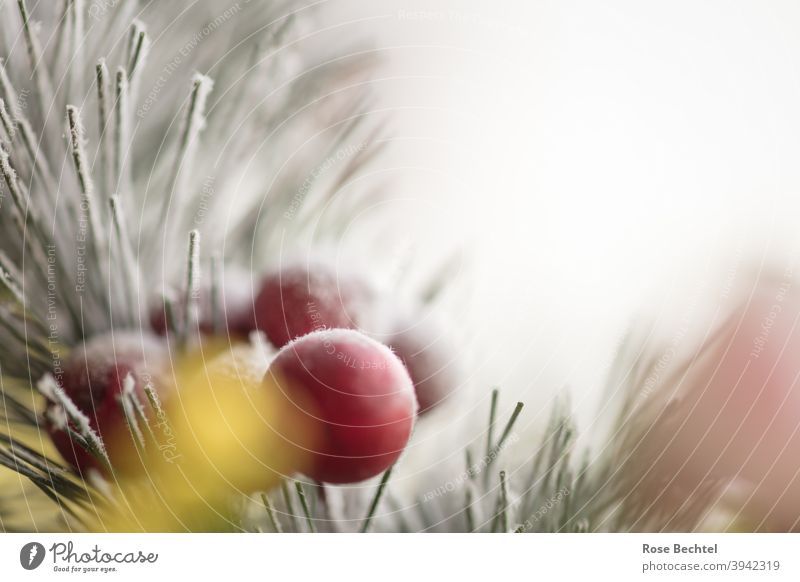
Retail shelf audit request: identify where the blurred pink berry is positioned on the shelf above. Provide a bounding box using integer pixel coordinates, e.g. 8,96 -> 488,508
649,273 -> 800,530
385,314 -> 459,414
150,271 -> 255,338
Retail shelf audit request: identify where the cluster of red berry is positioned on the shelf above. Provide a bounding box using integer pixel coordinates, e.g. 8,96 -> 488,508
45,262 -> 457,485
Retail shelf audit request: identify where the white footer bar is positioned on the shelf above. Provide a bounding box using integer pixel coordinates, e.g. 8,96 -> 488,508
1,533 -> 797,581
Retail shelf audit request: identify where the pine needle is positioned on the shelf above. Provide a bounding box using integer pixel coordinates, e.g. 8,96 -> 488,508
280,480 -> 299,531
294,482 -> 316,533
260,493 -> 283,533
360,465 -> 393,533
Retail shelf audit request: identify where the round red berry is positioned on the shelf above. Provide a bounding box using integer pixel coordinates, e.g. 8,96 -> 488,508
263,329 -> 417,483
253,263 -> 372,349
46,333 -> 170,475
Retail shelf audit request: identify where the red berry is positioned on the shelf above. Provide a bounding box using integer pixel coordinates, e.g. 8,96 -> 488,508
385,315 -> 459,414
264,329 -> 417,483
150,271 -> 255,338
46,333 -> 170,475
253,263 -> 372,349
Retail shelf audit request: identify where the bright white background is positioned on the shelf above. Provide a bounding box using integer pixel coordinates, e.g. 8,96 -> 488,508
320,1 -> 800,437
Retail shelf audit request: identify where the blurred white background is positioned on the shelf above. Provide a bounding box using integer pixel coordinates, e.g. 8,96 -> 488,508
317,1 -> 800,439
